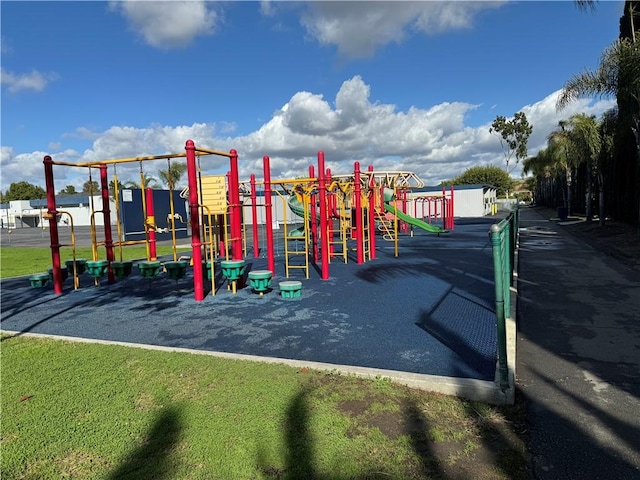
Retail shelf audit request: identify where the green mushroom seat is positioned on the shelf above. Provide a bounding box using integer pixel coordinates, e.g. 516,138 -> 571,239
220,260 -> 245,294
164,260 -> 189,280
29,272 -> 50,288
47,266 -> 69,282
202,261 -> 214,280
65,258 -> 87,275
138,261 -> 162,279
279,280 -> 303,299
248,270 -> 273,296
110,261 -> 133,279
85,260 -> 109,278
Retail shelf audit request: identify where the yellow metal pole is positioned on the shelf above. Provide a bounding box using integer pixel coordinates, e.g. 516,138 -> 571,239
112,167 -> 124,261
166,159 -> 178,261
57,210 -> 79,289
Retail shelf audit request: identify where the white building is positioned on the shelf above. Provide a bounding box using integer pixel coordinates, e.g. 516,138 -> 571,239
0,195 -> 117,229
408,184 -> 498,218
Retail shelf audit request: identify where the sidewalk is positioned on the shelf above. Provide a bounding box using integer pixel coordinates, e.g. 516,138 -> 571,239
516,207 -> 640,479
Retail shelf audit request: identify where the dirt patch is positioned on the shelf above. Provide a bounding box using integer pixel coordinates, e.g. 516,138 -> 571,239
55,450 -> 111,479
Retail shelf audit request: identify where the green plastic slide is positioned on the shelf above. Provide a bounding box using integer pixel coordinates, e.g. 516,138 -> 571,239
383,202 -> 448,234
288,195 -> 309,237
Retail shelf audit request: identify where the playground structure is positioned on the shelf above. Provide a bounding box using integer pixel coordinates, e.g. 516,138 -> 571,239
41,141 -> 453,302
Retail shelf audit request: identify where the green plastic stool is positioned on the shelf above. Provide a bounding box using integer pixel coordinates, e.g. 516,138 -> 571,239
164,260 -> 189,280
220,260 -> 245,294
85,260 -> 109,278
279,280 -> 302,299
29,272 -> 50,288
110,261 -> 133,279
47,266 -> 69,282
248,270 -> 273,296
65,258 -> 87,275
138,261 -> 162,279
202,261 -> 214,280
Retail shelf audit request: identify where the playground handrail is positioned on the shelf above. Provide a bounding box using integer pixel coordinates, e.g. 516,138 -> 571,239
490,206 -> 519,391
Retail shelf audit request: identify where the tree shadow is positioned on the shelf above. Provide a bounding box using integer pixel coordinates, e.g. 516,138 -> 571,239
107,405 -> 183,480
257,388 -> 460,480
284,389 -> 315,480
402,399 -> 448,479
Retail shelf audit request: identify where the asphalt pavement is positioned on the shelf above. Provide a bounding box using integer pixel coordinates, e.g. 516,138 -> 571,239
516,207 -> 640,479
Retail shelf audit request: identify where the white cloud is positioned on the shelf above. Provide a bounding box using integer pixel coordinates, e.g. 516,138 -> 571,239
0,68 -> 58,94
1,37 -> 12,55
300,1 -> 505,58
109,0 -> 219,49
0,77 -> 615,193
521,90 -> 615,156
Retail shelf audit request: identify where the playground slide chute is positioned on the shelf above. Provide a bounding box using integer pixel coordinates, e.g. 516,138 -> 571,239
287,195 -> 308,237
383,202 -> 447,234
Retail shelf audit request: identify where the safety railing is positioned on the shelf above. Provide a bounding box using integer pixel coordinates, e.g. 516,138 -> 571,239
490,206 -> 519,390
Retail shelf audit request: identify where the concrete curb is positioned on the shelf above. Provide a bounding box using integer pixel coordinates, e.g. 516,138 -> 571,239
1,330 -> 511,404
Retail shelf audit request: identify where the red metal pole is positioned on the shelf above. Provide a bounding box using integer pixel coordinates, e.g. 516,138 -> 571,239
100,165 -> 115,283
309,165 -> 319,263
186,140 -> 204,301
250,174 -> 259,258
263,156 -> 275,274
368,165 -> 376,260
146,187 -> 157,261
354,162 -> 363,264
317,152 -> 329,280
401,188 -> 408,233
450,185 -> 455,230
229,150 -> 243,261
44,155 -> 63,294
326,168 -> 335,255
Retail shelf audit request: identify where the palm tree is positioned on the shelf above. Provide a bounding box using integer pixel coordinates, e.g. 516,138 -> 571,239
597,108 -> 619,226
523,148 -> 557,206
547,120 -> 579,215
124,173 -> 161,190
158,162 -> 187,189
557,26 -> 640,226
567,114 -> 601,221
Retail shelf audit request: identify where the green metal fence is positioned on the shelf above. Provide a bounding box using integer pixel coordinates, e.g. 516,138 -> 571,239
490,206 -> 519,390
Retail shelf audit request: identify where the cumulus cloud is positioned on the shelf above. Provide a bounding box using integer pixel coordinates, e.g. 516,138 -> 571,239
0,77 -> 615,192
109,0 -> 219,49
0,68 -> 58,94
300,1 -> 505,58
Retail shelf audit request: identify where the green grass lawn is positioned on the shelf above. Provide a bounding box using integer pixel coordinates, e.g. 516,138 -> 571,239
0,246 -> 187,279
1,335 -> 527,480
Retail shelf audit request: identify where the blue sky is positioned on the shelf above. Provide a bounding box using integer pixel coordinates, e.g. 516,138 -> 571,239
1,1 -> 622,192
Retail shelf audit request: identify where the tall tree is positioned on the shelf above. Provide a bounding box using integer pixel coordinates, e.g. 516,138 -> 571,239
557,22 -> 640,226
489,112 -> 534,178
567,114 -> 601,221
158,162 -> 187,189
2,181 -> 47,201
523,148 -> 560,206
109,179 -> 124,198
124,174 -> 160,189
447,165 -> 515,197
82,180 -> 100,194
58,185 -> 78,196
597,108 -> 619,226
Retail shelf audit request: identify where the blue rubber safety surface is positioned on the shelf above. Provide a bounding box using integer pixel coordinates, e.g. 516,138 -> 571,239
1,219 -> 499,381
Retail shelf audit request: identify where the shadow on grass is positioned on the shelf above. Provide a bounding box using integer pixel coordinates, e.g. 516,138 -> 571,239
257,388 -> 479,479
107,405 -> 183,480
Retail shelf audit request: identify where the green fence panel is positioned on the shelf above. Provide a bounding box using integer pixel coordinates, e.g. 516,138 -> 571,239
490,206 -> 518,390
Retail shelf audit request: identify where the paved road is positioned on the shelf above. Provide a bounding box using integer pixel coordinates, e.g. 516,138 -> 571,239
517,208 -> 640,479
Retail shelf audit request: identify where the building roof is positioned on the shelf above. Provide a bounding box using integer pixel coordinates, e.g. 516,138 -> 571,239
413,184 -> 496,193
29,195 -> 93,208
